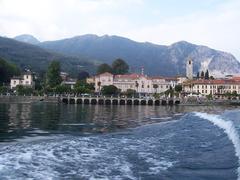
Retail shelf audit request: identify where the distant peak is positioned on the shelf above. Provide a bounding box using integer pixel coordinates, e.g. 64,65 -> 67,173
14,34 -> 40,45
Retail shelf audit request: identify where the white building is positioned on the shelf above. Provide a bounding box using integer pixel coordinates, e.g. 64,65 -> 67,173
10,72 -> 35,89
93,72 -> 179,94
183,79 -> 240,96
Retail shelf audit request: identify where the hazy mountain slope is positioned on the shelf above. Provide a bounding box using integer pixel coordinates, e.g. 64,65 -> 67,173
0,36 -> 97,76
14,34 -> 40,45
38,34 -> 240,76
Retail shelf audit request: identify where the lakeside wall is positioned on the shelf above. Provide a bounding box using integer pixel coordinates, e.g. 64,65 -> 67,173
0,95 -> 239,106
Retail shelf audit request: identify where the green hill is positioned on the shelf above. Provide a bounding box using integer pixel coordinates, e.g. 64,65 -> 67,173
0,36 -> 97,76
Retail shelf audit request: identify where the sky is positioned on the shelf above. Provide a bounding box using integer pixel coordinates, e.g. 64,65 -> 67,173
0,0 -> 240,59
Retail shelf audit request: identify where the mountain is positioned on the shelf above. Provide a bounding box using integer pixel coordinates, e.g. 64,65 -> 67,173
0,36 -> 97,76
14,34 -> 40,45
38,34 -> 240,77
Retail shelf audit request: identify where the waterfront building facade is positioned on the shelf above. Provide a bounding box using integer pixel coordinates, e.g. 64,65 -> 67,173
183,79 -> 240,96
93,72 -> 179,94
10,71 -> 35,89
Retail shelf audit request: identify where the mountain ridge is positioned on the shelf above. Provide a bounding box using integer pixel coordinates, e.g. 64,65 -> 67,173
12,34 -> 240,77
0,36 -> 97,76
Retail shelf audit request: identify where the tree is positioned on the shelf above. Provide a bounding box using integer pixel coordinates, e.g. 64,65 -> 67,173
0,86 -> 8,94
200,71 -> 204,79
55,84 -> 71,94
204,70 -> 209,80
0,57 -> 20,85
196,72 -> 199,79
101,85 -> 119,95
112,59 -> 129,75
124,89 -> 136,97
77,71 -> 90,80
210,76 -> 214,80
46,61 -> 62,88
97,63 -> 112,74
74,80 -> 94,94
16,85 -> 33,96
153,84 -> 158,93
174,85 -> 182,92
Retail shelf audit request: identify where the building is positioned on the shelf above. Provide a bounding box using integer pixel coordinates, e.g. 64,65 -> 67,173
61,79 -> 77,89
93,72 -> 178,94
186,58 -> 193,80
10,71 -> 35,89
183,79 -> 240,96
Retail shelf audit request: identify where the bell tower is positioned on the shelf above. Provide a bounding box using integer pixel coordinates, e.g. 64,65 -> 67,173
186,58 -> 193,79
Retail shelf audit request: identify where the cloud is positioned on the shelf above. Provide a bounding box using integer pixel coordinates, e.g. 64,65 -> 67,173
0,0 -> 239,59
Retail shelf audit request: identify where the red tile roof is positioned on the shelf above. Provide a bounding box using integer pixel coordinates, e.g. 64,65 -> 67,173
114,73 -> 143,79
185,79 -> 240,85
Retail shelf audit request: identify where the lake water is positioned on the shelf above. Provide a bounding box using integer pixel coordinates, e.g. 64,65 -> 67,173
0,102 -> 240,180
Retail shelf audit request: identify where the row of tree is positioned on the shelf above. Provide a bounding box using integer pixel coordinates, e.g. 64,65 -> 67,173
97,58 -> 129,75
196,70 -> 214,80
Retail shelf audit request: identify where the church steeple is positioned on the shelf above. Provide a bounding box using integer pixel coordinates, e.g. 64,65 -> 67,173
186,58 -> 193,79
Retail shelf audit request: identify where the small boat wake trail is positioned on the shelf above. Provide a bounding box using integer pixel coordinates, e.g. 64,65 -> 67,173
195,112 -> 240,180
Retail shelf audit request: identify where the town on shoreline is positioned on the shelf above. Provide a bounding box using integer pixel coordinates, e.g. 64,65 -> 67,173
1,58 -> 240,106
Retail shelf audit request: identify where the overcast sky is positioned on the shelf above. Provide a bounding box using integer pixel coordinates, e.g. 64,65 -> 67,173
0,0 -> 239,59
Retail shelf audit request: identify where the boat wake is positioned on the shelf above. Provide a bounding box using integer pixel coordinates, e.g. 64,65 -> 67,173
195,112 -> 240,180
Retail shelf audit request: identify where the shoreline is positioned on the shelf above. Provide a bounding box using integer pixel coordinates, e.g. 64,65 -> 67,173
0,95 -> 239,106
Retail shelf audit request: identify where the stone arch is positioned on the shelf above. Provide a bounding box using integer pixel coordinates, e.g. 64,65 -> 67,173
62,98 -> 68,104
148,100 -> 153,105
91,99 -> 97,105
141,100 -> 146,105
155,100 -> 160,106
77,99 -> 82,104
84,99 -> 90,104
161,100 -> 167,105
112,99 -> 118,105
133,99 -> 139,105
120,99 -> 126,105
105,99 -> 111,105
69,98 -> 75,104
127,99 -> 132,105
168,100 -> 174,106
98,99 -> 104,105
175,100 -> 180,105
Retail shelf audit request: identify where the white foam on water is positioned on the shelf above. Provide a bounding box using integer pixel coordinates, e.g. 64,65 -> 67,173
195,112 -> 240,180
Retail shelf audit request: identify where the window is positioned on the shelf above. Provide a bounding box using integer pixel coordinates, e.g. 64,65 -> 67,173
26,75 -> 28,79
142,85 -> 144,88
14,81 -> 16,84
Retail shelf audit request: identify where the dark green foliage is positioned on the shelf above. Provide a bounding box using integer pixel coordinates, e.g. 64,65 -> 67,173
0,86 -> 8,94
46,61 -> 62,88
101,85 -> 119,95
97,63 -> 112,74
174,85 -> 182,92
196,72 -> 199,79
0,36 -> 96,76
112,59 -> 129,75
165,88 -> 174,97
16,85 -> 33,95
74,80 -> 94,94
55,84 -> 71,94
77,71 -> 90,80
124,89 -> 136,97
201,71 -> 204,79
0,57 -> 20,85
204,70 -> 209,80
